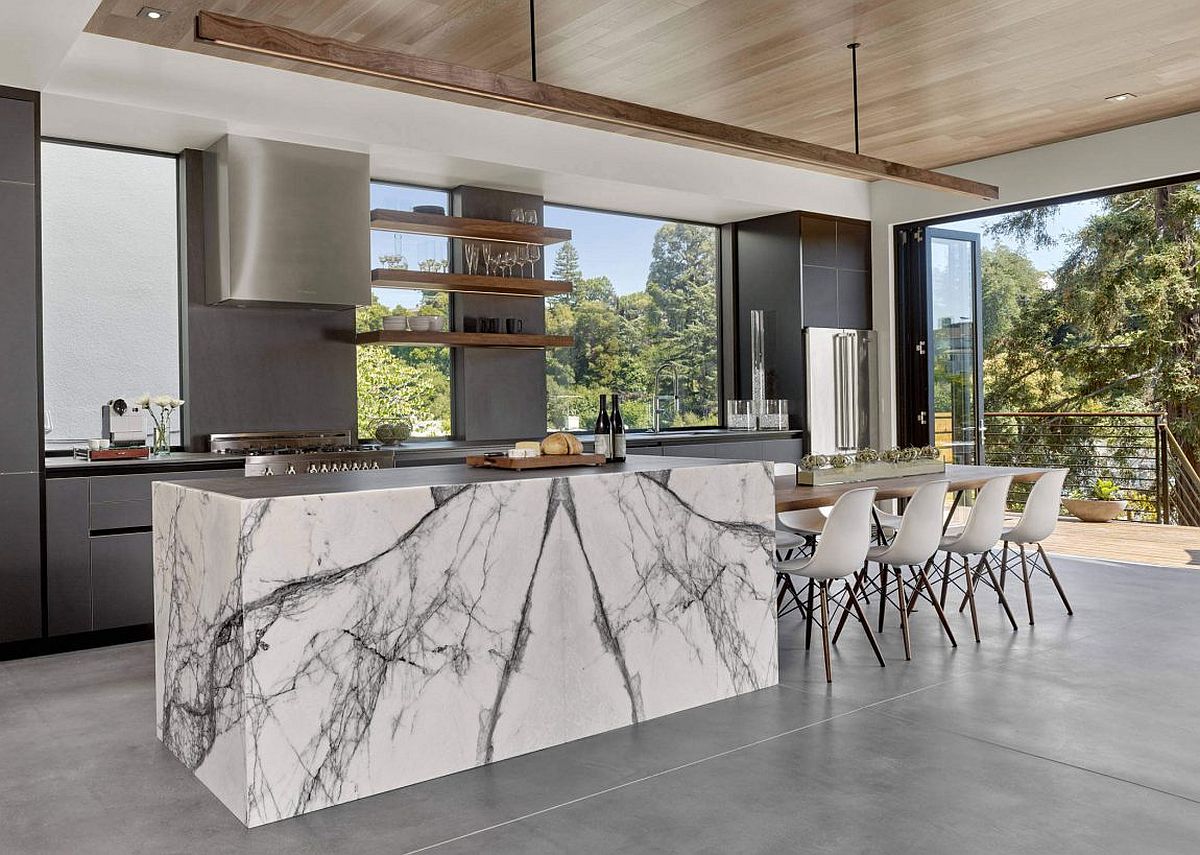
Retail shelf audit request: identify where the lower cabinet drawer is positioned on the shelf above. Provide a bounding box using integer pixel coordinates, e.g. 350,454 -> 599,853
90,531 -> 153,630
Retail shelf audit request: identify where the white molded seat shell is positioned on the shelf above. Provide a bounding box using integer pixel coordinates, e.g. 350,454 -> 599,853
940,475 -> 1014,555
776,487 -> 877,581
1003,469 -> 1068,544
867,480 -> 950,567
774,461 -> 829,535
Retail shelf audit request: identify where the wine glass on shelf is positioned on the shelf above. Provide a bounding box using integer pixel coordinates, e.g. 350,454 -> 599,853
527,243 -> 541,278
482,243 -> 495,276
464,242 -> 479,276
514,244 -> 529,278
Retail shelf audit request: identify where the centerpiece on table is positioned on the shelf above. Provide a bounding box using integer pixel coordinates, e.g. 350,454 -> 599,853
795,445 -> 945,485
136,394 -> 184,457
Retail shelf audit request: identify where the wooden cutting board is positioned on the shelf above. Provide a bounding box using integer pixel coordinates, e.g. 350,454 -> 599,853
466,453 -> 607,470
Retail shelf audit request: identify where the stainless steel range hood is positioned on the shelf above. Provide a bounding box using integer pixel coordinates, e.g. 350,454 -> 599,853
203,135 -> 369,307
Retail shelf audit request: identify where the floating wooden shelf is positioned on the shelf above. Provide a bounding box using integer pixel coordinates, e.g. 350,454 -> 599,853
370,209 -> 572,245
371,268 -> 572,298
357,330 -> 574,349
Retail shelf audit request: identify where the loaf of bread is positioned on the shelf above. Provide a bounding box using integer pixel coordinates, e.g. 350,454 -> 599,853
541,432 -> 583,455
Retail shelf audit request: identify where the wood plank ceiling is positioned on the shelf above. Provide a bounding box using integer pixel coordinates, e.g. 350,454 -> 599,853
86,0 -> 1200,170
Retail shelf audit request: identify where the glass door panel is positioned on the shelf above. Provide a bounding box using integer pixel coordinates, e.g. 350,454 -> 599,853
926,228 -> 983,464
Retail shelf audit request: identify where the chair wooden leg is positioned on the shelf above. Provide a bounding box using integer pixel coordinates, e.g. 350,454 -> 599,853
832,565 -> 866,644
819,581 -> 833,683
917,562 -> 958,647
999,541 -> 1010,590
1038,543 -> 1074,615
877,563 -> 889,632
1019,544 -> 1035,625
939,551 -> 952,607
907,556 -> 932,614
804,579 -> 815,650
981,552 -> 1019,631
962,554 -> 981,642
895,566 -> 911,660
845,581 -> 886,668
776,574 -> 788,612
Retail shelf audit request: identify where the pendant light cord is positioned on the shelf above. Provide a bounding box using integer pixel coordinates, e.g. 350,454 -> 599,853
529,0 -> 538,82
847,42 -> 861,154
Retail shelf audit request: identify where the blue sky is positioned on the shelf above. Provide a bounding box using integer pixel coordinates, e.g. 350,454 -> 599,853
543,205 -> 670,295
941,197 -> 1103,272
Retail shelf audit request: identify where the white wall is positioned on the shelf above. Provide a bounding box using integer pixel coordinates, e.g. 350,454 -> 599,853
868,110 -> 1200,446
41,142 -> 181,448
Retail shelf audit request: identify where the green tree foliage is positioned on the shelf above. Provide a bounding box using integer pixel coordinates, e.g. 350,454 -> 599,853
544,225 -> 719,430
982,185 -> 1200,461
981,245 -> 1043,349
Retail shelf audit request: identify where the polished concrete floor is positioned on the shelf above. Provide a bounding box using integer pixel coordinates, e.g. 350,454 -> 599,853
3,555 -> 1200,854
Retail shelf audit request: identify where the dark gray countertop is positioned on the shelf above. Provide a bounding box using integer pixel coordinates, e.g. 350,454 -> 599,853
45,452 -> 245,477
49,428 -> 800,475
162,454 -> 751,500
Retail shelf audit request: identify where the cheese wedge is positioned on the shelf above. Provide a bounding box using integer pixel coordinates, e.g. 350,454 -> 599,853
515,441 -> 541,451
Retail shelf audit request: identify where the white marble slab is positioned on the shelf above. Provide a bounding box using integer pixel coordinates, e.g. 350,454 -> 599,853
153,461 -> 777,826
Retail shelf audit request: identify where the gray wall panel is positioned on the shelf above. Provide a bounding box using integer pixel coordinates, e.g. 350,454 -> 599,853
45,478 -> 91,636
0,96 -> 35,183
0,473 -> 43,642
0,180 -> 40,473
179,150 -> 357,448
451,186 -> 548,441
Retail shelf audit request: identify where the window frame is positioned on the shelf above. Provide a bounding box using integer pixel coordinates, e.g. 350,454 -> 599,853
40,137 -> 182,454
542,200 -> 726,431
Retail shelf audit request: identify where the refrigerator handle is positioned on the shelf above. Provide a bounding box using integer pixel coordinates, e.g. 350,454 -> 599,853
835,332 -> 851,450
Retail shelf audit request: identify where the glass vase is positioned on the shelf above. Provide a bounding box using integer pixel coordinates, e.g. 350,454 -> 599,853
152,419 -> 171,457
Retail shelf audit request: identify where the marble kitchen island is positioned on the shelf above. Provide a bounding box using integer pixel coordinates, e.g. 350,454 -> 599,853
152,456 -> 778,826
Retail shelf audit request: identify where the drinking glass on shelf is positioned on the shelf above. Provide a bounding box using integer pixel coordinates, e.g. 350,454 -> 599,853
482,244 -> 495,276
527,243 -> 541,278
524,210 -> 538,226
511,209 -> 526,223
464,242 -> 480,276
514,244 -> 529,278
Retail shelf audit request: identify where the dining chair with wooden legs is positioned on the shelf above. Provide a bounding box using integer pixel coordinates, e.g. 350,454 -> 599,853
925,475 -> 1021,643
833,480 -> 958,657
775,487 -> 884,683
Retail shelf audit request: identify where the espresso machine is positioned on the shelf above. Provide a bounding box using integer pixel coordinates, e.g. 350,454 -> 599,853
102,398 -> 146,446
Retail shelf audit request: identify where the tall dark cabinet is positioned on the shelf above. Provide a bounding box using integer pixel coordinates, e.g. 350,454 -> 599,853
732,210 -> 871,434
0,87 -> 44,643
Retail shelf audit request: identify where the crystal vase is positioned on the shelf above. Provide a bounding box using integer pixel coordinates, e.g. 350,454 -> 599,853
152,419 -> 171,457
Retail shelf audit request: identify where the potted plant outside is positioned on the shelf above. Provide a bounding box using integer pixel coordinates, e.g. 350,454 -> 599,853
1063,478 -> 1127,523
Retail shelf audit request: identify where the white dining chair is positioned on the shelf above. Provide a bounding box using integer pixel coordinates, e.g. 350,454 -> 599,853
775,487 -> 884,682
773,461 -> 826,619
833,480 -> 956,658
930,474 -> 1020,642
996,468 -> 1072,624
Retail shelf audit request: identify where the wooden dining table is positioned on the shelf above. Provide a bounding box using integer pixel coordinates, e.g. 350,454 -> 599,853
774,464 -> 1054,513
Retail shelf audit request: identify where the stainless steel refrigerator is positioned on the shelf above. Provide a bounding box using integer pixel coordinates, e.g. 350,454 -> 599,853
805,328 -> 875,454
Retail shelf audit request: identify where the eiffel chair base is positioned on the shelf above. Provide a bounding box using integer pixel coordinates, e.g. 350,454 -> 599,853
804,578 -> 885,683
994,541 -> 1074,625
931,552 -> 1019,642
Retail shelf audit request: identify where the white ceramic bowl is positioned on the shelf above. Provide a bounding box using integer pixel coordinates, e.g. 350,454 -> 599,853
408,316 -> 432,332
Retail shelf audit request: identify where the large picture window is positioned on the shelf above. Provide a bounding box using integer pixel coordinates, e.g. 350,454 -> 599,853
41,142 -> 180,450
542,206 -> 719,431
358,182 -> 452,439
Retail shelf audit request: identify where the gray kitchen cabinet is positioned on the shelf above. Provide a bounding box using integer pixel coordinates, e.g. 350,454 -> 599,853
662,443 -> 721,458
0,180 -> 40,475
0,472 -> 42,643
90,532 -> 154,631
45,478 -> 91,636
709,440 -> 764,460
761,438 -> 804,464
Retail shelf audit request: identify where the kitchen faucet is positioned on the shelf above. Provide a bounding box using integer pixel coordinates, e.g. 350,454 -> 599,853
652,362 -> 682,433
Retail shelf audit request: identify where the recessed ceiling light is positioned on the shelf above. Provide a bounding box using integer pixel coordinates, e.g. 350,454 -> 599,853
1105,92 -> 1137,102
137,6 -> 169,20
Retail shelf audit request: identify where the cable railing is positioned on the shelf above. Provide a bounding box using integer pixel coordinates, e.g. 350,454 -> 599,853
982,412 -> 1169,523
1164,426 -> 1200,527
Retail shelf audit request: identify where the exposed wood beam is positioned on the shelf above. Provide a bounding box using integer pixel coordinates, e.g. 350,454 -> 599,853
195,11 -> 999,200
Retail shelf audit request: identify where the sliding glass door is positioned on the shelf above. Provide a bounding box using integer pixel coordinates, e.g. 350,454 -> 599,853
894,226 -> 984,463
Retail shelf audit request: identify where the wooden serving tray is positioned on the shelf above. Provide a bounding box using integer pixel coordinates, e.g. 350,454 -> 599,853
466,453 -> 607,470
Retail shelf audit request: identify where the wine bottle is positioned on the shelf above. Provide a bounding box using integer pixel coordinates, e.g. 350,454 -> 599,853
610,393 -> 627,462
593,394 -> 611,461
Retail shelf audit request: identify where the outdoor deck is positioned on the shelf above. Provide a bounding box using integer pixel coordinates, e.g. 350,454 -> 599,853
1039,519 -> 1200,568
